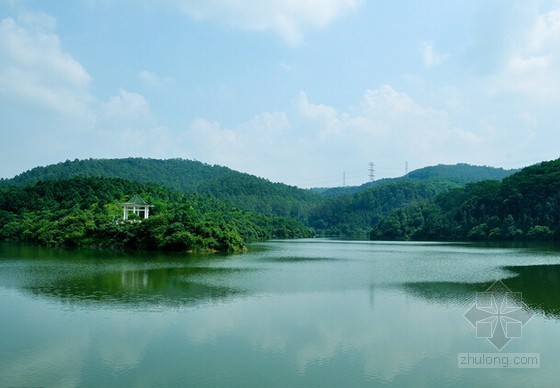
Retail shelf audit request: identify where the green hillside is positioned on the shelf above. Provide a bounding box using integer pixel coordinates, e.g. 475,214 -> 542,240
308,180 -> 457,238
0,158 -> 323,218
0,177 -> 313,252
314,163 -> 516,198
0,158 -> 525,241
371,158 -> 560,241
405,163 -> 516,184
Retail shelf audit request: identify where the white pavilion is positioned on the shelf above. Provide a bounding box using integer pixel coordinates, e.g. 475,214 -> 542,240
120,195 -> 154,221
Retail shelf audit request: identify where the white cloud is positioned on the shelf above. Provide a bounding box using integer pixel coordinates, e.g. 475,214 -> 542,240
421,41 -> 449,67
495,5 -> 560,100
173,0 -> 362,45
181,112 -> 292,178
519,110 -> 538,129
0,11 -> 189,178
0,14 -> 93,117
528,5 -> 560,51
297,91 -> 340,136
93,89 -> 172,159
298,92 -> 337,120
304,85 -> 469,169
2,3 -> 555,184
172,86 -> 491,186
238,111 -> 290,143
0,11 -> 99,178
0,10 -> 166,175
102,88 -> 151,120
187,118 -> 240,156
138,70 -> 174,88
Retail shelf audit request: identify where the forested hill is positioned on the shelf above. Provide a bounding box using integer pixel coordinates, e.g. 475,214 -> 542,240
314,163 -> 516,198
0,158 -> 323,218
405,163 -> 516,184
308,180 -> 457,238
0,177 -> 313,252
0,158 -> 524,241
371,158 -> 560,241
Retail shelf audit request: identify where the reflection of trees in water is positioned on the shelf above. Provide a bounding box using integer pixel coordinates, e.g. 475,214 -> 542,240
402,282 -> 488,308
502,265 -> 560,319
0,241 -> 246,308
403,265 -> 560,319
25,266 -> 245,309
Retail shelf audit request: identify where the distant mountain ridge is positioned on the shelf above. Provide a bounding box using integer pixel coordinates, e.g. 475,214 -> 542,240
306,163 -> 518,237
314,163 -> 517,197
0,158 -> 324,218
405,163 -> 517,183
2,158 -> 245,191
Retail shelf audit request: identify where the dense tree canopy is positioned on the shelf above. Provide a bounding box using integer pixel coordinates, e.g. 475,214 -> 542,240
307,180 -> 458,238
371,159 -> 560,241
405,163 -> 515,184
0,158 -> 323,219
313,163 -> 516,198
0,177 -> 313,252
0,158 -> 530,241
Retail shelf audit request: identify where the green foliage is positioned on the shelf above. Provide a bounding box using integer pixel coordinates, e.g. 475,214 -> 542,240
405,163 -> 516,185
0,158 -> 520,241
0,177 -> 313,252
308,180 -> 457,238
372,159 -> 560,242
0,158 -> 323,219
314,163 -> 516,198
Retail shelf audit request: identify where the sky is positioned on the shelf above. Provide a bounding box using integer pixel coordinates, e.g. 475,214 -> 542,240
1,0 -> 560,187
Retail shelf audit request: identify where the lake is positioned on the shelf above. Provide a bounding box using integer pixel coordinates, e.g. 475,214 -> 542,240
1,239 -> 560,387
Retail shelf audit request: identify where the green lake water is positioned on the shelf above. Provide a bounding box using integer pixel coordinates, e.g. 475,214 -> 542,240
1,239 -> 560,387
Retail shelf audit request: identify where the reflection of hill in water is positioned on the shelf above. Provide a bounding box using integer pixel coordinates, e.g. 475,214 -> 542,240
23,266 -> 246,310
502,265 -> 560,319
0,242 -> 247,309
403,265 -> 560,319
26,266 -> 245,309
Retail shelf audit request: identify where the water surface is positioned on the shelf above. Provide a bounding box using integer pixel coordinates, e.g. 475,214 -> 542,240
1,240 -> 560,387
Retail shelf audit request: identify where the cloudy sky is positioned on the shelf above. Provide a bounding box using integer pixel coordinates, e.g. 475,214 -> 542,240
1,0 -> 560,187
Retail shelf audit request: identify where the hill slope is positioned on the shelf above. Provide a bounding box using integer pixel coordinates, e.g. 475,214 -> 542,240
0,158 -> 323,218
308,180 -> 458,238
371,158 -> 560,241
315,163 -> 517,198
0,177 -> 313,251
405,163 -> 516,184
1,158 -> 523,241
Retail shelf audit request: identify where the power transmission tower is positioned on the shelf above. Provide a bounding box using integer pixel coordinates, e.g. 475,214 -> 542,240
343,171 -> 346,187
405,161 -> 409,175
368,162 -> 375,182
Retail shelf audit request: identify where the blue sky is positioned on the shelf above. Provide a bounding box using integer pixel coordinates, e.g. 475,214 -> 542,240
1,0 -> 560,187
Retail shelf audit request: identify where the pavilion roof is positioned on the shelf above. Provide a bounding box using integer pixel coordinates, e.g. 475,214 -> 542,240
120,194 -> 153,206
